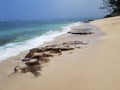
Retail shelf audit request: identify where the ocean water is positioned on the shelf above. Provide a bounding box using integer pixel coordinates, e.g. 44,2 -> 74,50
0,20 -> 82,61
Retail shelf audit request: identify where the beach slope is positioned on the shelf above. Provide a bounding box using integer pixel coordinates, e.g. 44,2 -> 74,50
0,16 -> 120,90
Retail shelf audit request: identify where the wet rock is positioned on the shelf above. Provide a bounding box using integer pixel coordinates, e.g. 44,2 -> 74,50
68,31 -> 94,35
25,60 -> 40,66
12,41 -> 85,77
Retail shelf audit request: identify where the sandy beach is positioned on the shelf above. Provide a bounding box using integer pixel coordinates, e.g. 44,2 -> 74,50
0,16 -> 120,90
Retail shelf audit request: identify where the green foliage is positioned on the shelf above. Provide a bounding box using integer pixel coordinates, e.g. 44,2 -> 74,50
102,0 -> 120,17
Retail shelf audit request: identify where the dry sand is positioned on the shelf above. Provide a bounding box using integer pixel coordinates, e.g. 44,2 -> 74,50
0,16 -> 120,90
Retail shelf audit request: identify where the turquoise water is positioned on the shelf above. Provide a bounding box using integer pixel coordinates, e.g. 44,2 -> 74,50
0,20 -> 74,46
0,20 -> 80,61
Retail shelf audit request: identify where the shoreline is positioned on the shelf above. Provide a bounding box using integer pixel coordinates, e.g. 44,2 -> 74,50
0,22 -> 77,62
1,16 -> 120,90
0,21 -> 102,85
0,22 -> 101,63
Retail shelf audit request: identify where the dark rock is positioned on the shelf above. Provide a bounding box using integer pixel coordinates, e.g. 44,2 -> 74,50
25,60 -> 40,66
68,31 -> 94,35
83,20 -> 93,23
12,41 -> 80,77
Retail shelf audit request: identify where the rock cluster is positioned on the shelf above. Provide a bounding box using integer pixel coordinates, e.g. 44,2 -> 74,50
12,41 -> 88,77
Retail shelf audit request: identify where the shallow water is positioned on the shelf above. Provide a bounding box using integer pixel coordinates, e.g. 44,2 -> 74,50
0,20 -> 83,61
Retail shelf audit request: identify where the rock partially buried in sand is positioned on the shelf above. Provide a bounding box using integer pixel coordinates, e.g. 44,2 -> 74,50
12,41 -> 87,77
22,47 -> 74,61
63,41 -> 88,46
9,64 -> 42,77
68,27 -> 94,35
68,31 -> 94,35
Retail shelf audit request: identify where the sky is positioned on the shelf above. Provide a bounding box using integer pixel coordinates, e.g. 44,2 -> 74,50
0,0 -> 107,20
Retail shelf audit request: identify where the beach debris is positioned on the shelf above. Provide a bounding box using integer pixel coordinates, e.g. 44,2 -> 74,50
12,40 -> 88,77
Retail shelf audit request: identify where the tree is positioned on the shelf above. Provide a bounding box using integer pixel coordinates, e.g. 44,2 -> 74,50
101,0 -> 120,17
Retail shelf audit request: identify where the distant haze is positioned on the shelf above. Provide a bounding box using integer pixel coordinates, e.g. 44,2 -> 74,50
0,0 -> 107,20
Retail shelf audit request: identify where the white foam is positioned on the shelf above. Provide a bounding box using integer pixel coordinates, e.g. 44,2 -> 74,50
0,22 -> 83,62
